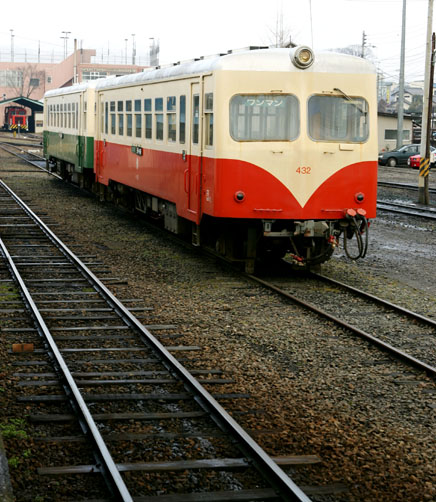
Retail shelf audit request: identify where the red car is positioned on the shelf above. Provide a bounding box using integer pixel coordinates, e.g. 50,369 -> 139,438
408,147 -> 435,169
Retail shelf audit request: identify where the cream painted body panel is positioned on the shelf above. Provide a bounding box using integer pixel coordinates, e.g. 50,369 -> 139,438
213,71 -> 378,208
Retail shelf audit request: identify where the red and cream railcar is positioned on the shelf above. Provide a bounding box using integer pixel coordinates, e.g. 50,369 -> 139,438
93,47 -> 377,271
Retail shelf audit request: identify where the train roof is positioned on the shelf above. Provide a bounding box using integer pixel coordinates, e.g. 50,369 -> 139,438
44,80 -> 98,99
94,48 -> 376,91
44,48 -> 376,98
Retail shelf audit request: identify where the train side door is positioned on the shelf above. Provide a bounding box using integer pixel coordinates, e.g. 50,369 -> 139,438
187,82 -> 202,220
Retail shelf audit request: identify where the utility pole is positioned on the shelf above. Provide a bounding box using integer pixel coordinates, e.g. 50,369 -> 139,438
124,38 -> 128,64
419,0 -> 435,205
10,29 -> 14,62
131,34 -> 136,65
361,31 -> 367,58
61,31 -> 71,59
396,0 -> 407,149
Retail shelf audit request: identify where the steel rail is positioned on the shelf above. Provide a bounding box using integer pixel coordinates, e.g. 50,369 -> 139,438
0,223 -> 133,499
378,181 -> 436,194
0,180 -> 311,501
0,143 -> 61,179
310,272 -> 436,329
377,200 -> 436,219
247,274 -> 436,378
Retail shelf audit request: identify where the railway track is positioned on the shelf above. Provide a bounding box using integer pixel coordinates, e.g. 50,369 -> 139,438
377,199 -> 436,219
0,140 -> 55,177
0,180 -> 325,501
378,180 -> 436,194
248,264 -> 436,379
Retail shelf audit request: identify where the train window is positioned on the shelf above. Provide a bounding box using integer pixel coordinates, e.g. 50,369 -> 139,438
118,113 -> 124,135
155,98 -> 163,112
156,97 -> 164,140
68,103 -> 71,129
230,94 -> 299,141
135,114 -> 141,137
167,96 -> 176,142
168,114 -> 176,142
167,96 -> 176,111
192,94 -> 200,144
145,113 -> 152,139
145,99 -> 152,139
179,95 -> 186,144
204,93 -> 213,147
72,103 -> 76,129
83,101 -> 87,133
105,102 -> 108,134
134,99 -> 141,112
126,100 -> 132,112
156,114 -> 164,140
117,101 -> 123,112
308,95 -> 369,142
127,113 -> 133,137
111,112 -> 116,135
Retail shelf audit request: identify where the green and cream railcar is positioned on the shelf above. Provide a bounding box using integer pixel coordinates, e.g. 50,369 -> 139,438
43,82 -> 96,186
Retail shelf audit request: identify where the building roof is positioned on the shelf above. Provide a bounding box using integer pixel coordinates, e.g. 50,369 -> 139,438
0,96 -> 43,111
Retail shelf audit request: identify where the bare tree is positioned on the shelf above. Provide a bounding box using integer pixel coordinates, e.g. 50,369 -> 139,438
6,64 -> 45,97
331,44 -> 376,61
268,4 -> 298,48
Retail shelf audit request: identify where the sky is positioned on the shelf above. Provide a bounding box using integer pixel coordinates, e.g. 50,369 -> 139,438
0,0 -> 434,83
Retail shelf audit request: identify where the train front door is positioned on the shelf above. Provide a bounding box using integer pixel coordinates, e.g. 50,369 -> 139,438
187,82 -> 202,219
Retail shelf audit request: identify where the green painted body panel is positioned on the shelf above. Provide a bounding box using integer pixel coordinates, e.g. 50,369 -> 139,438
43,131 -> 94,173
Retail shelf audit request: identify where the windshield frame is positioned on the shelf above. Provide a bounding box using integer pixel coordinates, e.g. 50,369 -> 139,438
307,93 -> 370,144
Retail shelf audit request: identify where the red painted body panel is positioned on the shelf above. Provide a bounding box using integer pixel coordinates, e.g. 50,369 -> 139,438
95,141 -> 377,223
202,158 -> 377,220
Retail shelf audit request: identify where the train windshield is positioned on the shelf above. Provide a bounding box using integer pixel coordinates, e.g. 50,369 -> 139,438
230,94 -> 299,141
308,95 -> 369,142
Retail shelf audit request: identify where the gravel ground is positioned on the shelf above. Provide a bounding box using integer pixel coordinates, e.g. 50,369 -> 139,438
0,160 -> 435,501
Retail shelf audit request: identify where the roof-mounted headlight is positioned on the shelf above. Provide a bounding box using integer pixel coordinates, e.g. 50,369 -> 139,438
290,46 -> 315,69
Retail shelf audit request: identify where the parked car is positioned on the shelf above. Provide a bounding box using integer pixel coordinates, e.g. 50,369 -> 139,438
407,146 -> 436,169
378,144 -> 420,167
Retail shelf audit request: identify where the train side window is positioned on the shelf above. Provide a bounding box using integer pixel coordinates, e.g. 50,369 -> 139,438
144,99 -> 152,139
72,103 -> 76,129
104,102 -> 109,134
192,94 -> 199,144
155,98 -> 163,141
126,104 -> 132,137
204,93 -> 213,147
179,95 -> 186,144
135,113 -> 141,137
68,103 -> 71,129
230,94 -> 299,141
83,101 -> 87,133
118,101 -> 124,136
110,102 -> 116,135
308,95 -> 369,142
167,96 -> 176,142
134,101 -> 141,137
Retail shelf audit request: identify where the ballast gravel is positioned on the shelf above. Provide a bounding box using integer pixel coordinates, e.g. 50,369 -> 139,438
0,161 -> 435,502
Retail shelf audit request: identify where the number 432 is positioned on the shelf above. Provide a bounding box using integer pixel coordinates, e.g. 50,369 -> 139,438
296,166 -> 311,174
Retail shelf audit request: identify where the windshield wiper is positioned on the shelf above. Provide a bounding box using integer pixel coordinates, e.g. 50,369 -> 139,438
333,87 -> 367,116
